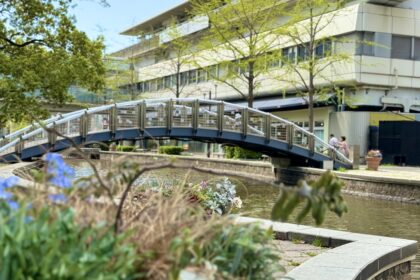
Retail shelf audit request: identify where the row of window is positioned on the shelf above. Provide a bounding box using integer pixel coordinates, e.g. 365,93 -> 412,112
136,40 -> 333,93
134,32 -> 420,93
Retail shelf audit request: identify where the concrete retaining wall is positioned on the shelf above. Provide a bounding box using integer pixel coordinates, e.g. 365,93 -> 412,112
237,217 -> 418,280
99,152 -> 420,204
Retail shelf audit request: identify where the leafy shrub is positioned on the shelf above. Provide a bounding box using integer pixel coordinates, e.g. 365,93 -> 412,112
194,178 -> 241,215
170,223 -> 281,279
0,205 -> 137,280
158,146 -> 183,155
224,146 -> 262,159
223,146 -> 235,158
117,145 -> 136,152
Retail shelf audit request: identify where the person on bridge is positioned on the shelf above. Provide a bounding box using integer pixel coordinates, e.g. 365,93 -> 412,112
329,134 -> 339,149
339,136 -> 350,157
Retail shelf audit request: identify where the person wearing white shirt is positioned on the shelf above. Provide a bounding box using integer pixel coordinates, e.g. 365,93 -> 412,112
329,134 -> 339,149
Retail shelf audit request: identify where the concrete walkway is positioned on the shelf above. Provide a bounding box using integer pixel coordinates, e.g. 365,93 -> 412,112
342,165 -> 420,181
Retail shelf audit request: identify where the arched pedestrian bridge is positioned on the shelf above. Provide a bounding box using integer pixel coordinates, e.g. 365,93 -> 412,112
0,98 -> 352,168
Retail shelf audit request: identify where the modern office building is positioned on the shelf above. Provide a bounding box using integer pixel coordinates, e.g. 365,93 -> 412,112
112,0 -> 420,158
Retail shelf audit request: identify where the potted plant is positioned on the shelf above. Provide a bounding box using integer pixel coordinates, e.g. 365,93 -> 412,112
366,150 -> 382,171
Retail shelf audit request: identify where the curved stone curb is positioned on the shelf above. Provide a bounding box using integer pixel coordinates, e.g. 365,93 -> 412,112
236,217 -> 418,280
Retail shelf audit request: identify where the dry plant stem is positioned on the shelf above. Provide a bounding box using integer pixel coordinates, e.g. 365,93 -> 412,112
114,162 -> 174,233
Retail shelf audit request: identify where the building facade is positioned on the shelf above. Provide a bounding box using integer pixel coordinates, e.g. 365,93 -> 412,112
112,0 -> 420,158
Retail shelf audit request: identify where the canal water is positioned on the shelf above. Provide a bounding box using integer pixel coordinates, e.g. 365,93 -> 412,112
71,161 -> 420,278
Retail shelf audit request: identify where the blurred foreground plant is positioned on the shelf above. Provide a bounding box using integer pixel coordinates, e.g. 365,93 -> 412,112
272,171 -> 348,225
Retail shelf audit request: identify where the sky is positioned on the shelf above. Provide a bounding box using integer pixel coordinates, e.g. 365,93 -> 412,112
71,0 -> 185,54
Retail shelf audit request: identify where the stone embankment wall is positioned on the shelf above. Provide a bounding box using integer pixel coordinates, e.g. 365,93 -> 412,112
277,167 -> 420,204
100,152 -> 420,204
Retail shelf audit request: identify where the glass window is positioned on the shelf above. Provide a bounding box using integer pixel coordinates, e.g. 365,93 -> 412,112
143,81 -> 150,92
164,76 -> 172,88
414,38 -> 420,60
188,70 -> 197,84
137,82 -> 143,92
315,39 -> 332,58
197,69 -> 206,83
180,72 -> 188,86
282,47 -> 296,64
391,35 -> 412,59
149,79 -> 157,91
358,32 -> 374,56
267,54 -> 280,68
208,65 -> 219,80
297,44 -> 309,61
157,78 -> 164,90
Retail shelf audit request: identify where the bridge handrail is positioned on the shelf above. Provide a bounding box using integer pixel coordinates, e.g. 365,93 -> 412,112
0,98 -> 352,165
2,110 -> 82,141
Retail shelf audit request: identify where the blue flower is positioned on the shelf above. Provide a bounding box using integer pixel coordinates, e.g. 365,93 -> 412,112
48,193 -> 68,203
0,176 -> 18,189
6,200 -> 19,210
45,153 -> 75,188
0,176 -> 19,210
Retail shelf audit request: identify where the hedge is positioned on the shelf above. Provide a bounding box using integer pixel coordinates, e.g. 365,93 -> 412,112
116,145 -> 136,152
158,146 -> 184,155
224,146 -> 262,160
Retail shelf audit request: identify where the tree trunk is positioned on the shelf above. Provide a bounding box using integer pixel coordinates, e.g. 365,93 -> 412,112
176,63 -> 181,98
248,61 -> 255,108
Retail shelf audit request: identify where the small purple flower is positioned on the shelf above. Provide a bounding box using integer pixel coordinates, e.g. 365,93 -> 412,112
200,181 -> 208,189
44,153 -> 75,188
48,193 -> 68,203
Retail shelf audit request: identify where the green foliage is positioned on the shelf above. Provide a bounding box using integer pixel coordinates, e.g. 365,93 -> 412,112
170,224 -> 282,279
190,0 -> 284,106
116,145 -> 136,152
312,237 -> 323,247
337,167 -> 347,172
158,146 -> 184,155
224,146 -> 262,160
224,146 -> 235,159
272,171 -> 348,225
0,204 -> 137,280
0,0 -> 105,124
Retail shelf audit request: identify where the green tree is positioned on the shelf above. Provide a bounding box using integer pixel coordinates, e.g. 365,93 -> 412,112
154,17 -> 194,99
104,56 -> 136,102
0,0 -> 105,124
190,0 -> 284,107
278,0 -> 350,133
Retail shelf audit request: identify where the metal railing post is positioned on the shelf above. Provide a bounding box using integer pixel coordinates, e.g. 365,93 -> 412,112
308,134 -> 315,155
138,101 -> 146,132
264,114 -> 271,143
109,106 -> 117,134
192,99 -> 199,133
166,99 -> 173,132
15,136 -> 24,156
80,113 -> 88,139
241,108 -> 248,138
217,102 -> 224,134
48,122 -> 57,147
287,124 -> 294,149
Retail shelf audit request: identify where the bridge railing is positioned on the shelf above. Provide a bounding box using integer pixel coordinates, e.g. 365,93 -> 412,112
0,98 -> 352,166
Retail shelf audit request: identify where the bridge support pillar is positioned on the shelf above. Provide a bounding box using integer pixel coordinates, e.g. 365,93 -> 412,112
351,145 -> 360,169
271,157 -> 291,182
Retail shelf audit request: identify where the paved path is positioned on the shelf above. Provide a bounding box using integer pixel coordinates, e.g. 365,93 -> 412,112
273,240 -> 327,276
342,165 -> 420,181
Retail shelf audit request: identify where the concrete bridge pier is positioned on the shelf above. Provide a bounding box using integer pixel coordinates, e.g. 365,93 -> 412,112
271,157 -> 291,183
